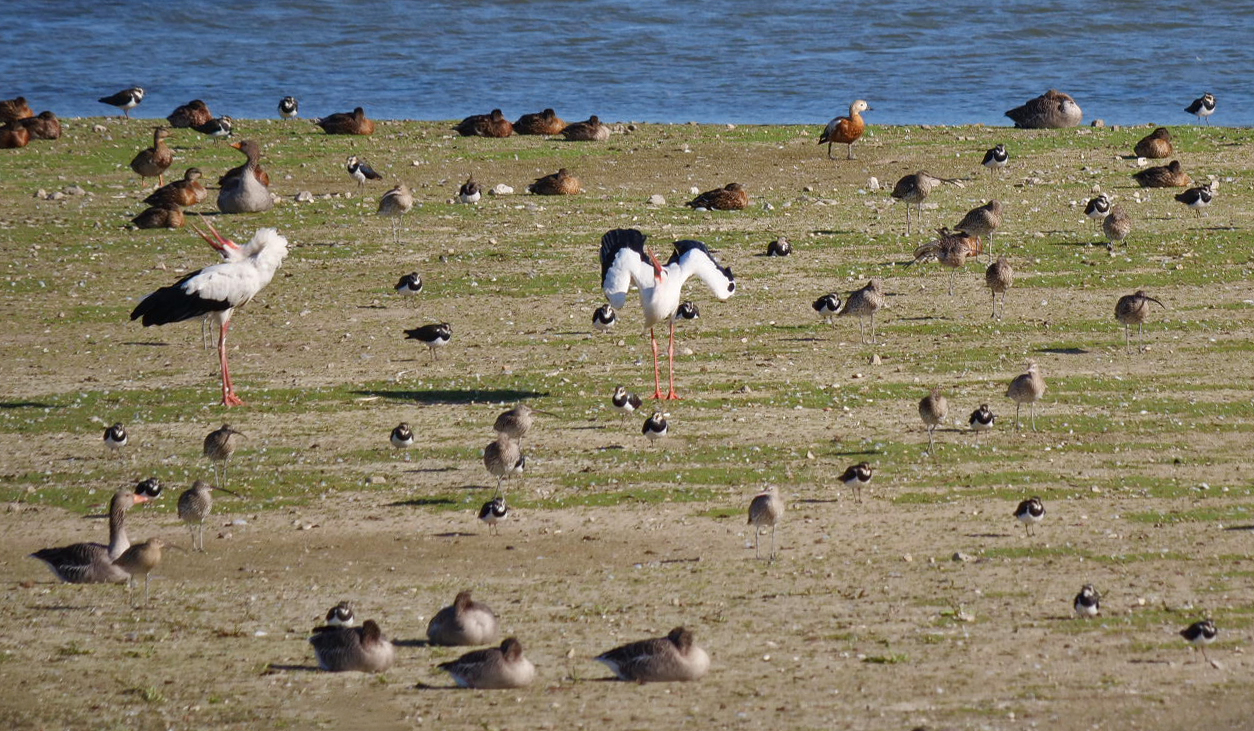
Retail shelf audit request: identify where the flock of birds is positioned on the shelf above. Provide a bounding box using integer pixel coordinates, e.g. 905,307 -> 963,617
16,84 -> 1229,683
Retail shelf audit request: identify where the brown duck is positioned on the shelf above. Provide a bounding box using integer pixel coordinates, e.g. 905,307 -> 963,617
1005,89 -> 1083,129
145,168 -> 208,208
1133,127 -> 1173,159
513,108 -> 566,135
0,96 -> 34,124
315,106 -> 375,135
455,109 -> 513,138
130,127 -> 174,187
1132,160 -> 1192,188
686,182 -> 749,210
561,115 -> 610,141
19,111 -> 61,140
528,167 -> 582,195
0,121 -> 31,149
167,99 -> 213,128
132,205 -> 185,229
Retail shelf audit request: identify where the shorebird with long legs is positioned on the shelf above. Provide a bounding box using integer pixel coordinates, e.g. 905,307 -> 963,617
493,404 -> 550,446
177,479 -> 238,551
1006,362 -> 1046,431
985,256 -> 1013,318
113,538 -> 180,606
911,228 -> 983,295
99,87 -> 144,118
600,228 -> 736,400
1115,290 -> 1166,352
891,171 -> 963,236
204,424 -> 244,487
1102,205 -> 1132,251
130,223 -> 289,406
378,184 -> 413,244
483,434 -> 524,496
954,200 -> 1002,261
836,280 -> 884,344
1175,183 -> 1214,218
919,387 -> 948,453
747,485 -> 784,560
478,497 -> 509,535
30,488 -> 151,583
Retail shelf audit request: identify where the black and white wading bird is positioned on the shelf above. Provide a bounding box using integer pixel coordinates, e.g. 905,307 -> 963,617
968,404 -> 995,433
390,423 -> 415,449
1175,182 -> 1214,217
592,304 -> 617,332
982,143 -> 1009,172
130,224 -> 289,406
404,323 -> 452,359
611,385 -> 643,420
812,293 -> 841,327
278,96 -> 299,119
103,422 -> 129,454
458,176 -> 482,204
1013,497 -> 1045,536
642,412 -> 668,445
325,601 -> 356,627
98,86 -> 144,118
600,228 -> 735,399
838,462 -> 874,502
346,155 -> 382,187
478,497 -> 509,535
1181,619 -> 1218,664
395,272 -> 423,296
1074,584 -> 1100,618
1184,92 -> 1216,124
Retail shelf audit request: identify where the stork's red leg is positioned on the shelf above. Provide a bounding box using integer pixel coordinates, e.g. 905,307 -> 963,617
218,320 -> 244,406
664,318 -> 681,400
650,327 -> 664,400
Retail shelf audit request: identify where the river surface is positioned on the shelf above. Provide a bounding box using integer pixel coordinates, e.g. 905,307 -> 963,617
6,0 -> 1253,126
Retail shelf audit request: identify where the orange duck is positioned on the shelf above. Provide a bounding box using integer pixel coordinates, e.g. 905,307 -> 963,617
528,168 -> 581,195
315,107 -> 375,135
130,127 -> 174,186
686,183 -> 749,210
514,108 -> 566,135
145,168 -> 208,208
132,205 -> 185,229
167,100 -> 213,128
0,96 -> 34,124
19,111 -> 61,140
1133,128 -> 1173,159
455,109 -> 513,138
561,115 -> 610,141
819,99 -> 871,159
0,121 -> 31,149
1133,160 -> 1192,188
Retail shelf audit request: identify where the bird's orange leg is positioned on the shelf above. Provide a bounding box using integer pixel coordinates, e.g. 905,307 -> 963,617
665,318 -> 681,400
217,320 -> 244,406
650,327 -> 665,400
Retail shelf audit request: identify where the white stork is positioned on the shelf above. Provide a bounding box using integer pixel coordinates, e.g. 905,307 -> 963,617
130,223 -> 289,406
600,228 -> 736,400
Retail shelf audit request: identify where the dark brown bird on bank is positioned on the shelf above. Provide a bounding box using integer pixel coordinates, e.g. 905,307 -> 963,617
130,127 -> 174,187
528,167 -> 582,195
911,227 -> 984,296
315,107 -> 375,135
455,109 -> 513,138
1133,127 -> 1173,159
1004,89 -> 1083,129
513,108 -> 566,135
167,100 -> 213,128
19,111 -> 61,140
0,121 -> 31,149
561,115 -> 610,141
686,182 -> 749,210
146,168 -> 208,209
132,204 -> 185,229
0,96 -> 34,124
1133,160 -> 1192,188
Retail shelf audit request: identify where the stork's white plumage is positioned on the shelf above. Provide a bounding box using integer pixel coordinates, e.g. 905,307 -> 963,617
599,228 -> 735,399
130,223 -> 289,406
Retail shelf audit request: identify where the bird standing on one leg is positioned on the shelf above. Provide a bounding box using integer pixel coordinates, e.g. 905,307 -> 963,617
600,228 -> 736,400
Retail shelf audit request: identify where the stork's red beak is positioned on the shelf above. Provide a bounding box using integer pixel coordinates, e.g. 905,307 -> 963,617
647,249 -> 664,282
191,221 -> 238,252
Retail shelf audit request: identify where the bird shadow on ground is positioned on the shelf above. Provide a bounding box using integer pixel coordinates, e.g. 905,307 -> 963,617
795,498 -> 840,504
1036,347 -> 1088,355
120,341 -> 169,347
829,449 -> 881,457
352,389 -> 548,405
400,467 -> 457,474
388,497 -> 459,508
263,663 -> 321,673
966,532 -> 1014,538
29,603 -> 99,612
1224,524 -> 1254,531
433,532 -> 478,538
0,401 -> 60,409
394,639 -> 433,649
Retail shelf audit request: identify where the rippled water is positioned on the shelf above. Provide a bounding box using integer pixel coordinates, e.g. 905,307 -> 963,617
7,0 -> 1253,126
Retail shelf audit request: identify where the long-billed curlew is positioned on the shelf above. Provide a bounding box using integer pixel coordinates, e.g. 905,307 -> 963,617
985,256 -> 1014,318
483,434 -> 524,496
1102,205 -> 1132,251
1115,290 -> 1166,352
113,538 -> 178,606
177,479 -> 238,552
377,184 -> 414,245
494,404 -> 551,445
836,280 -> 884,344
747,485 -> 784,560
919,387 -> 948,453
954,200 -> 1002,260
1006,362 -> 1046,430
892,171 -> 962,236
203,424 -> 243,487
911,228 -> 983,295
595,627 -> 710,683
439,637 -> 537,689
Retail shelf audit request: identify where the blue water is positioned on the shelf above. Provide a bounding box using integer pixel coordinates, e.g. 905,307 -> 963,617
7,0 -> 1253,126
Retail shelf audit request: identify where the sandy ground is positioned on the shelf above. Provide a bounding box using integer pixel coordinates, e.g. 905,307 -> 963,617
2,118 -> 1253,730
